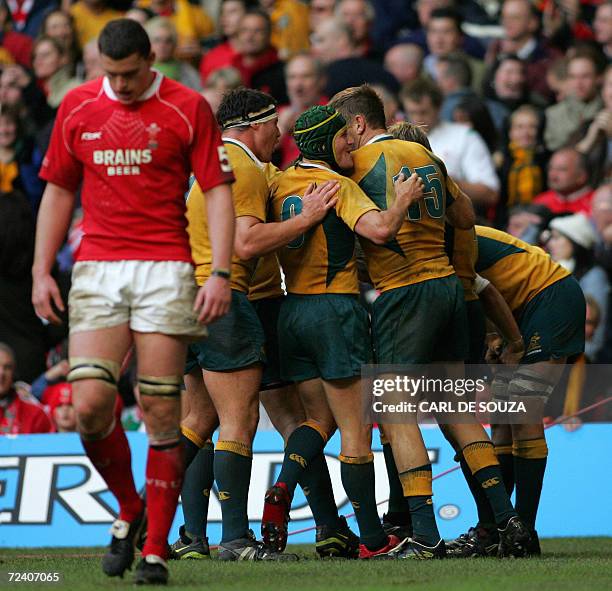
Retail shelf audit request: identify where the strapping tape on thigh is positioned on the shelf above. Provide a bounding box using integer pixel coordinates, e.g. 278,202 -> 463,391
507,368 -> 555,400
138,375 -> 182,398
68,357 -> 120,387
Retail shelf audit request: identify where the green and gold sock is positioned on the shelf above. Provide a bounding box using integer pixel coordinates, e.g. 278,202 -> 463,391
299,452 -> 340,528
513,437 -> 548,530
214,440 -> 253,543
182,440 -> 214,538
495,444 -> 515,496
463,441 -> 516,527
180,426 -> 204,469
400,464 -> 440,546
340,453 -> 387,550
382,442 -> 410,517
458,453 -> 495,529
277,421 -> 327,495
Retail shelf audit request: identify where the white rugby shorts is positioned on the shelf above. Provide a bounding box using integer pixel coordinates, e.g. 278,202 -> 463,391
68,260 -> 207,337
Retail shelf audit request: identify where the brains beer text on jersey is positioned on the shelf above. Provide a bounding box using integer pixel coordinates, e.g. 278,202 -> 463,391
92,148 -> 153,176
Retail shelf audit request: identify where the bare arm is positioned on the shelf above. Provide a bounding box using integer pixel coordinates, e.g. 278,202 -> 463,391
446,192 -> 476,230
234,181 -> 339,260
355,173 -> 423,244
31,182 -> 76,324
479,282 -> 525,365
193,183 -> 235,324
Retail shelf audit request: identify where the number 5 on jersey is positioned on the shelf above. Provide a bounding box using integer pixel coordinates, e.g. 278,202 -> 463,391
393,164 -> 444,221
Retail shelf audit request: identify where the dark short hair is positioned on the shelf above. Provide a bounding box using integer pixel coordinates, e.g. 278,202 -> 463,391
428,7 -> 463,33
329,84 -> 386,130
400,77 -> 443,109
216,87 -> 277,129
240,7 -> 272,36
98,18 -> 151,60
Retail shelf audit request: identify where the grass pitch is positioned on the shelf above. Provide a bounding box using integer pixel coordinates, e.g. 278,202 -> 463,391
1,538 -> 611,591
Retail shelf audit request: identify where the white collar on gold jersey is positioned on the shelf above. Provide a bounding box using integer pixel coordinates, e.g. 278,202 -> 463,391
102,69 -> 163,102
364,133 -> 393,146
297,160 -> 342,176
222,137 -> 265,170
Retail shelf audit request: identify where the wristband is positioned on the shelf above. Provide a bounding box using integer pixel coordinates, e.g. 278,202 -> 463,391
211,268 -> 231,280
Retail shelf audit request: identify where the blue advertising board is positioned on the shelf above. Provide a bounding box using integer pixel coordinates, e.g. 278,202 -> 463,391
1,424 -> 611,547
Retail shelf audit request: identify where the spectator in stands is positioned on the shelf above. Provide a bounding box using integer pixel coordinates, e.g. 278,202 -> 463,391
0,0 -> 32,67
309,0 -> 335,33
5,0 -> 57,39
234,8 -> 284,99
594,1 -> 612,61
372,83 -> 403,126
311,17 -> 398,98
495,104 -> 549,227
547,213 -> 609,360
545,50 -> 604,152
383,42 -> 424,86
336,0 -> 375,58
0,343 -> 52,434
452,95 -> 498,154
145,17 -> 201,90
81,38 -> 104,80
260,0 -> 310,60
277,52 -> 326,169
399,0 -> 484,59
40,10 -> 80,71
31,357 -> 69,400
401,76 -> 500,208
546,56 -> 569,103
69,0 -> 124,49
436,52 -> 478,122
482,53 -> 548,133
533,147 -> 594,215
0,64 -> 54,134
44,382 -> 77,433
424,7 -> 485,92
199,0 -> 248,85
145,0 -> 214,62
591,183 -> 612,271
486,0 -> 560,100
32,36 -> 79,109
506,203 -> 552,244
200,66 -> 242,115
0,105 -> 43,214
574,64 -> 612,187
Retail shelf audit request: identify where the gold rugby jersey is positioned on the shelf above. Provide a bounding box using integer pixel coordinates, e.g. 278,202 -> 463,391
350,135 -> 461,292
270,161 -> 379,294
475,225 -> 570,313
186,139 -> 268,290
248,253 -> 284,301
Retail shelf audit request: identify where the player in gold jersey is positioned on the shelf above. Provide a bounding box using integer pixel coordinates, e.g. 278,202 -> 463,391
475,226 -> 586,554
331,86 -> 531,558
181,89 -> 339,561
264,105 -> 426,559
389,121 -> 532,558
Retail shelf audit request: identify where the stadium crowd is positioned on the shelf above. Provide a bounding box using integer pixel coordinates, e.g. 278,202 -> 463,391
0,0 -> 611,582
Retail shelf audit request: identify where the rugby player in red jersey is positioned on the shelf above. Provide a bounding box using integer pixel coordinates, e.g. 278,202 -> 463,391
31,19 -> 235,585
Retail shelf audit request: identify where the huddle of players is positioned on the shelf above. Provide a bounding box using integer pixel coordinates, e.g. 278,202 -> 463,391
176,85 -> 585,562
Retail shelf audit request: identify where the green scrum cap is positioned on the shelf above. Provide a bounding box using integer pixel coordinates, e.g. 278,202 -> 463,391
293,105 -> 346,169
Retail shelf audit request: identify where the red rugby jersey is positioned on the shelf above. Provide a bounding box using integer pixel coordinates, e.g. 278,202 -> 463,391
40,72 -> 234,262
